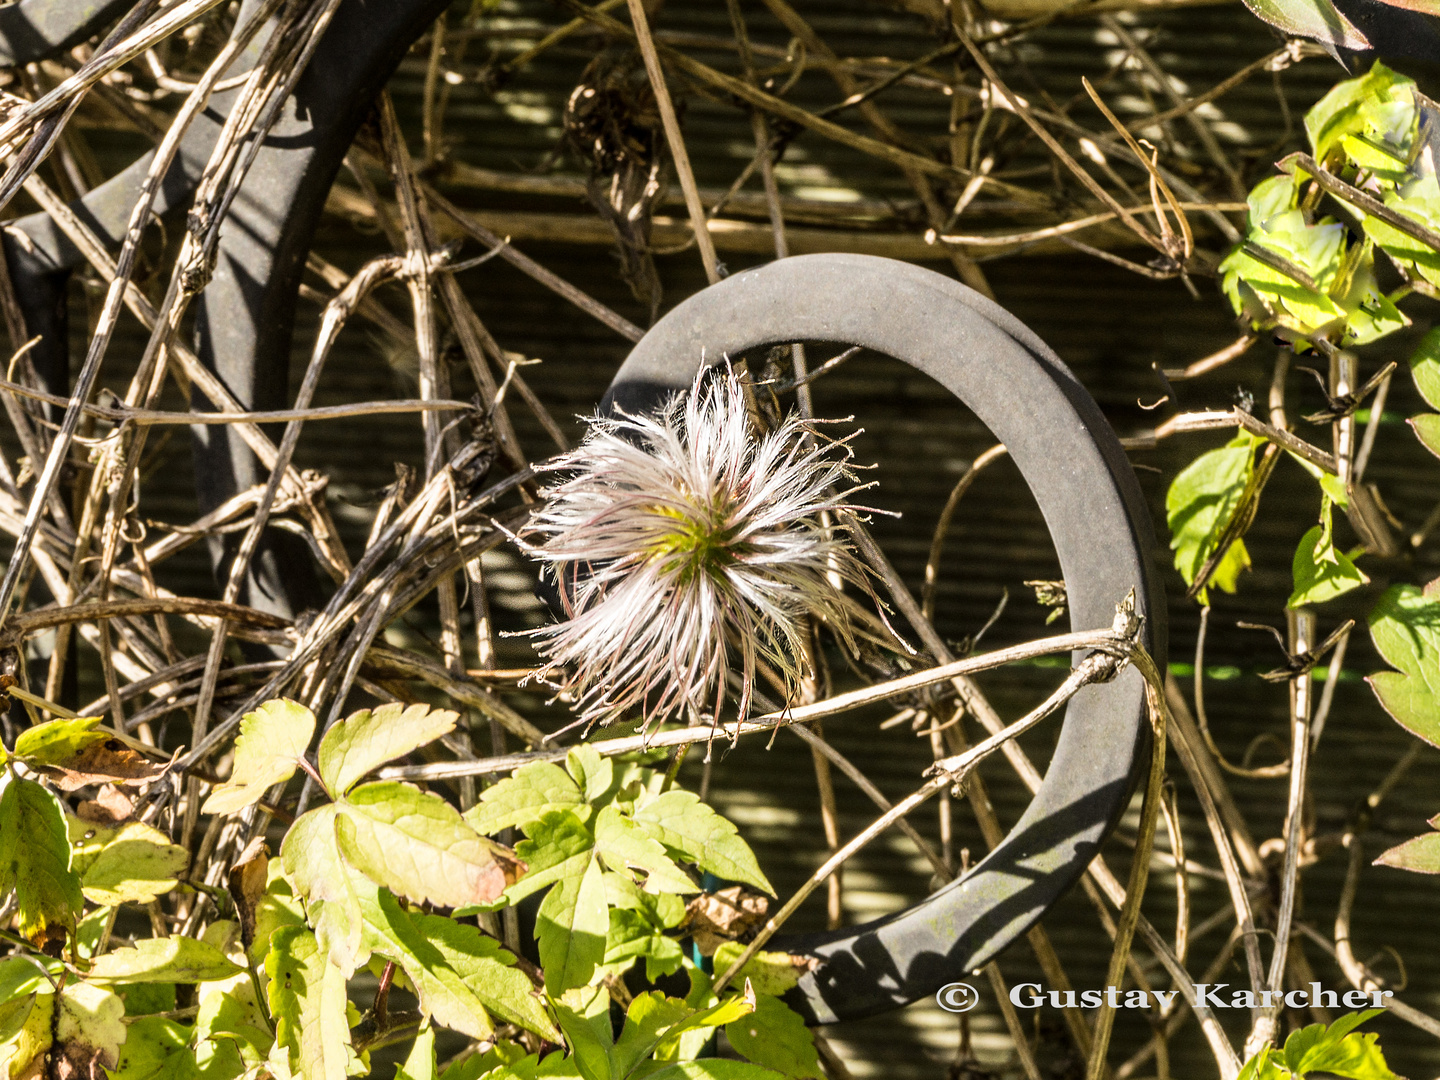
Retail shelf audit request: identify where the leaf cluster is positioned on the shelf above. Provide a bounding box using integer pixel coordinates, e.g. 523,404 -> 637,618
0,701 -> 810,1080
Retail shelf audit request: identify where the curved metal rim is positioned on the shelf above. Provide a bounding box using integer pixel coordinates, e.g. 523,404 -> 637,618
602,253 -> 1166,1024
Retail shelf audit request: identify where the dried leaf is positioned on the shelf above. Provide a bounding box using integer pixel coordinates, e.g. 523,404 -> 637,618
683,887 -> 769,957
76,787 -> 134,824
228,840 -> 270,949
40,740 -> 166,792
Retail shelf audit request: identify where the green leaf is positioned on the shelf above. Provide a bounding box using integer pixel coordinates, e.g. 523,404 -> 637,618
644,1062 -> 784,1080
280,805 -> 365,973
247,862 -> 306,967
631,792 -> 772,894
553,986 -> 612,1080
503,810 -> 596,905
411,913 -> 558,1040
0,957 -> 56,1003
0,998 -> 33,1049
1412,413 -> 1440,458
335,781 -> 520,910
610,993 -> 694,1080
118,983 -> 175,1018
0,776 -> 82,939
438,1041 -> 529,1080
1367,584 -> 1440,746
709,946 -> 809,998
111,1017 -> 199,1080
604,908 -> 685,983
13,717 -> 106,766
266,926 -> 358,1080
397,1025 -> 436,1080
203,700 -> 316,815
537,852 -> 608,995
1375,830 -> 1440,872
195,976 -> 271,1076
566,747 -> 614,805
318,704 -> 457,799
594,807 -> 697,894
1236,1047 -> 1288,1080
355,873 -> 557,1042
464,763 -> 586,836
1166,434 -> 1261,605
1306,62 -> 1413,165
89,936 -> 243,984
0,990 -> 53,1080
1409,328 -> 1440,411
725,996 -> 820,1080
1288,516 -> 1368,609
68,817 -> 188,906
1282,1010 -> 1396,1080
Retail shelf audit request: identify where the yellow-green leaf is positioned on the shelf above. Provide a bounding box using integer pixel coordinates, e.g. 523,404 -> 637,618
318,704 -> 457,799
110,1016 -> 198,1080
14,717 -> 106,767
1412,413 -> 1440,459
0,777 -> 82,940
89,936 -> 243,984
631,792 -> 771,894
266,927 -> 358,1080
68,817 -> 188,906
463,762 -> 585,836
203,700 -> 315,815
279,805 -> 365,974
537,852 -> 608,996
725,995 -> 820,1080
593,806 -> 697,895
1166,434 -> 1261,605
335,782 -> 521,911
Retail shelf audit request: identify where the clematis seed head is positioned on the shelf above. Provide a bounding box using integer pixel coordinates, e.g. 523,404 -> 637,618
522,365 -> 873,733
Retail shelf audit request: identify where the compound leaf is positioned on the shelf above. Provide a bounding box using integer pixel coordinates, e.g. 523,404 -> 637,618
501,810 -> 595,906
593,807 -> 696,895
